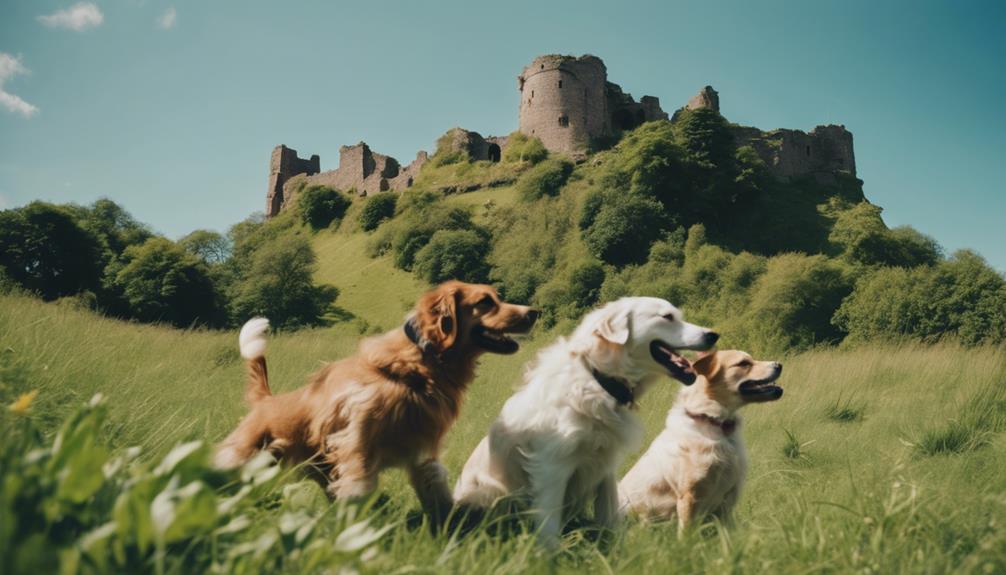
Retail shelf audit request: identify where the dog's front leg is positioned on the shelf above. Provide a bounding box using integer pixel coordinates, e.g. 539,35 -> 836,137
593,473 -> 620,528
676,490 -> 696,535
530,464 -> 573,549
408,458 -> 453,531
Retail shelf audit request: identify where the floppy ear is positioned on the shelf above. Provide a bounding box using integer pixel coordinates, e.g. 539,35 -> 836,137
595,309 -> 631,346
692,350 -> 720,378
418,284 -> 460,352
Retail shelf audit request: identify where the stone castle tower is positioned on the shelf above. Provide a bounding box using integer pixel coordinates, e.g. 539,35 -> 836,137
518,54 -> 668,155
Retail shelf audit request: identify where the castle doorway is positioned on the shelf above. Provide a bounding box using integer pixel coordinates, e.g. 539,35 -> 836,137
487,143 -> 501,163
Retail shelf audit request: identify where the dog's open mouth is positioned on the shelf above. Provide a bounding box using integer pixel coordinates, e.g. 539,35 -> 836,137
649,340 -> 697,385
471,325 -> 522,355
739,375 -> 783,402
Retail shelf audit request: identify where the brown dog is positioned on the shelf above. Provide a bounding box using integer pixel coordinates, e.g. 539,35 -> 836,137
214,281 -> 538,526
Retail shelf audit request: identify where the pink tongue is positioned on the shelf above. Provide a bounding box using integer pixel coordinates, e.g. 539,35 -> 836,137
662,346 -> 694,373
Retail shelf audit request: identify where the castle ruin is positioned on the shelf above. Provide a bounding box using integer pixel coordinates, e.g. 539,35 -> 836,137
266,54 -> 856,217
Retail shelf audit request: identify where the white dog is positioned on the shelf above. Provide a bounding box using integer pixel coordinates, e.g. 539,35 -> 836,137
618,350 -> 783,531
453,297 -> 718,546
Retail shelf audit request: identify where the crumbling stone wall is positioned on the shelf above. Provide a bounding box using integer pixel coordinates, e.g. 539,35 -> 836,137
730,124 -> 856,183
438,128 -> 509,162
266,145 -> 320,217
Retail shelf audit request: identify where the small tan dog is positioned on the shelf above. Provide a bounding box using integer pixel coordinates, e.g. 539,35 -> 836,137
618,350 -> 782,531
214,281 -> 538,527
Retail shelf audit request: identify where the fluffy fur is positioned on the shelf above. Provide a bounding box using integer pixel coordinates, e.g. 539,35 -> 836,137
214,281 -> 538,528
618,350 -> 783,531
453,297 -> 717,546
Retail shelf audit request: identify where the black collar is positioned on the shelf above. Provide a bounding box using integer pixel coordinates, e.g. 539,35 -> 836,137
587,362 -> 635,406
403,317 -> 433,354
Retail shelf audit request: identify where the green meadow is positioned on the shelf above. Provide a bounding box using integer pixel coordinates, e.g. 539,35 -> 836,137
2,276 -> 1005,573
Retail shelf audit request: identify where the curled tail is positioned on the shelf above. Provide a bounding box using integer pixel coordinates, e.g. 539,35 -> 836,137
239,317 -> 272,404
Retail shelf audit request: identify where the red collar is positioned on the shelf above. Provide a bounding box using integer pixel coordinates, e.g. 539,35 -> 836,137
686,410 -> 738,435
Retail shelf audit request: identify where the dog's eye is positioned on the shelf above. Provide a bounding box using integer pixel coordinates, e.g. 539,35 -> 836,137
735,360 -> 753,368
662,314 -> 676,322
476,296 -> 495,310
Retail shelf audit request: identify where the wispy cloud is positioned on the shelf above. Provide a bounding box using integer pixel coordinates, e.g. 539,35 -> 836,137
0,53 -> 38,118
157,7 -> 176,30
38,2 -> 104,31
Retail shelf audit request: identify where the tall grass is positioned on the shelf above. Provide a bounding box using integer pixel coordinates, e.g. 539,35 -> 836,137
2,294 -> 1006,573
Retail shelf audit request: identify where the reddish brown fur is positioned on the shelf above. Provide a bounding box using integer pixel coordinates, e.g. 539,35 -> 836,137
215,281 -> 536,526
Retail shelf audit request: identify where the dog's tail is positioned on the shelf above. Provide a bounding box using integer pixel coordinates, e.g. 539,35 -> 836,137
239,317 -> 272,405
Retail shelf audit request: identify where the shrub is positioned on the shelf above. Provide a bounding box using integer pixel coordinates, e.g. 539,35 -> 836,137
828,201 -> 941,267
835,250 -> 1006,346
110,237 -> 223,327
516,158 -> 574,201
228,235 -> 338,329
359,193 -> 397,231
581,194 -> 670,266
489,194 -> 576,304
368,193 -> 480,271
413,229 -> 491,283
535,259 -> 606,324
502,131 -> 548,165
725,254 -> 853,353
0,202 -> 106,300
297,185 -> 351,231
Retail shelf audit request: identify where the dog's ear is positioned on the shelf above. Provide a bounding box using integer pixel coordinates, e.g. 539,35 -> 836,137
595,309 -> 631,346
418,284 -> 460,352
692,350 -> 720,378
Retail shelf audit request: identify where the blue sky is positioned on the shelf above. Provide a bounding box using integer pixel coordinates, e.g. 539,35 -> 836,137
1,0 -> 1003,269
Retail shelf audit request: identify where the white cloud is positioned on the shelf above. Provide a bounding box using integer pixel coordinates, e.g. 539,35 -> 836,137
157,7 -> 176,30
0,53 -> 38,118
38,2 -> 104,31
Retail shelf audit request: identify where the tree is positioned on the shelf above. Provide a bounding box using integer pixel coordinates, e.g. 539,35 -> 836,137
0,202 -> 105,300
76,198 -> 153,257
179,230 -> 231,264
110,238 -> 223,327
227,236 -> 337,329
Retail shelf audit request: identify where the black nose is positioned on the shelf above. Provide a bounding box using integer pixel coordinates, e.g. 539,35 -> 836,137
773,362 -> 783,374
704,332 -> 720,346
526,309 -> 541,325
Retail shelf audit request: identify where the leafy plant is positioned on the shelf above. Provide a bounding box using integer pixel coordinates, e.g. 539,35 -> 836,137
0,393 -> 394,574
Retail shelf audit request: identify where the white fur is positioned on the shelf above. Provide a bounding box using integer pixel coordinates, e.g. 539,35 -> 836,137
453,297 -> 716,546
239,317 -> 270,360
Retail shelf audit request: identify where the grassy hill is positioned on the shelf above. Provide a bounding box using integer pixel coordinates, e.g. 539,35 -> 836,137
3,292 -> 1005,573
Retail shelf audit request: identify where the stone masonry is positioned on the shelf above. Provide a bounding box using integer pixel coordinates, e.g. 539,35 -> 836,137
517,54 -> 668,156
266,54 -> 857,216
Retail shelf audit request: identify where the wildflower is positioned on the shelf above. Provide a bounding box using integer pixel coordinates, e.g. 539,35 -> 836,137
10,389 -> 38,413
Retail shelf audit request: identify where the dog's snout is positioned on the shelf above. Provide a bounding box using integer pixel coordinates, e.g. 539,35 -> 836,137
704,331 -> 720,347
773,362 -> 783,374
